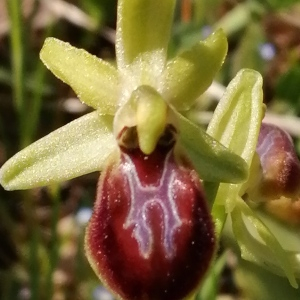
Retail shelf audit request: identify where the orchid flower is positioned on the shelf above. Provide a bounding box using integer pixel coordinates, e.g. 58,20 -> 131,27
1,0 -> 291,299
209,92 -> 300,288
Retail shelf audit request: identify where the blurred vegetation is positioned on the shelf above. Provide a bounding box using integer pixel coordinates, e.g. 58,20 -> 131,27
0,0 -> 300,299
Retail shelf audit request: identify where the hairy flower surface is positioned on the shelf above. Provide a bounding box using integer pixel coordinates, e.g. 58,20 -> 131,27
0,0 -> 276,298
0,0 -> 248,191
86,127 -> 215,300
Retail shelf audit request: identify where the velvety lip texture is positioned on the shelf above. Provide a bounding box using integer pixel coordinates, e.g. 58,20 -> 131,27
85,129 -> 215,300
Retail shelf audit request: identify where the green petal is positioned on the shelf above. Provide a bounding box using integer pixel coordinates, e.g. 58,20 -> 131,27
114,86 -> 168,155
40,38 -> 119,114
116,0 -> 175,81
174,109 -> 248,183
208,69 -> 263,209
162,29 -> 228,110
231,198 -> 298,287
0,112 -> 116,190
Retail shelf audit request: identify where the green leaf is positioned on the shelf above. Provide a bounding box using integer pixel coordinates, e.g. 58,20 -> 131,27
174,109 -> 248,183
0,112 -> 116,190
40,38 -> 119,114
116,0 -> 175,80
163,29 -> 228,111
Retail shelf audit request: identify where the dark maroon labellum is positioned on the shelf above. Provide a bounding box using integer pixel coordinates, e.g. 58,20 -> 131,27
85,128 -> 215,300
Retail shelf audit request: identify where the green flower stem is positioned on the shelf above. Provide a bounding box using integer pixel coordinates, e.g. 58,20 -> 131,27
45,185 -> 61,300
23,25 -> 54,147
22,191 -> 41,300
197,251 -> 228,300
7,0 -> 25,128
204,181 -> 226,239
0,113 -> 8,152
23,59 -> 47,147
29,227 -> 40,300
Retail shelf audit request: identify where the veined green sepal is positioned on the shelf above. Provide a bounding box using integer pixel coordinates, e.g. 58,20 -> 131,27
40,38 -> 119,114
208,69 -> 263,211
0,112 -> 116,190
163,29 -> 228,110
116,0 -> 175,70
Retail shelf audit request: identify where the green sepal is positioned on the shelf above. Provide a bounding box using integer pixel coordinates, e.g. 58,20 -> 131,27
40,38 -> 119,114
208,69 -> 263,210
207,69 -> 263,164
163,29 -> 228,110
116,0 -> 175,70
173,108 -> 248,183
0,112 -> 116,190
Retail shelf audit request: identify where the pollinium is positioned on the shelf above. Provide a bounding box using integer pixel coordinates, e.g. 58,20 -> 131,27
85,125 -> 215,300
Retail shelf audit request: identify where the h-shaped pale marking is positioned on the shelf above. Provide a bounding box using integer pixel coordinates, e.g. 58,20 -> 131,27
122,151 -> 182,259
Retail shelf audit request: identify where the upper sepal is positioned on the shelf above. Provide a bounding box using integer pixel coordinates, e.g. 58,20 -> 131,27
116,0 -> 175,72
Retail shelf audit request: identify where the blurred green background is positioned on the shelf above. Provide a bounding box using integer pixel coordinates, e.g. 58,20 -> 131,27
1,0 -> 300,299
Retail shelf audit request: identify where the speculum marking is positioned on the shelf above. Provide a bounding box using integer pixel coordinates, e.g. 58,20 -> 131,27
122,151 -> 182,259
